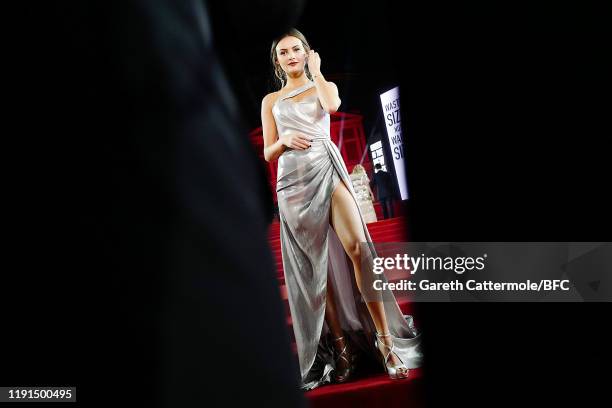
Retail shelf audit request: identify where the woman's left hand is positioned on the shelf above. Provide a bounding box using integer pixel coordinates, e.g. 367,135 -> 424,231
306,50 -> 322,77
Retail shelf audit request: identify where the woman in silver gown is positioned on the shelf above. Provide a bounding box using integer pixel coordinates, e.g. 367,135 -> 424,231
261,29 -> 422,390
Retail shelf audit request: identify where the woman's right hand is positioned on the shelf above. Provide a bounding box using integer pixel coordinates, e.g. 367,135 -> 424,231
279,134 -> 312,150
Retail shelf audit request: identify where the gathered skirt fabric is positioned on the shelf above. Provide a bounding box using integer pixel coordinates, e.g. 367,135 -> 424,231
276,137 -> 423,390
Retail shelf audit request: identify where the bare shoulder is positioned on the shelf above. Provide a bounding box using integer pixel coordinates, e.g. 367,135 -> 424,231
262,91 -> 280,109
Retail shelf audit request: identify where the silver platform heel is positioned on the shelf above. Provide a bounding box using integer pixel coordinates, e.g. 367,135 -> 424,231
375,332 -> 409,379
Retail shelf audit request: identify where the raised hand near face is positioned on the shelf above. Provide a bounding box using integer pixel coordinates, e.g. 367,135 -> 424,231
306,49 -> 322,78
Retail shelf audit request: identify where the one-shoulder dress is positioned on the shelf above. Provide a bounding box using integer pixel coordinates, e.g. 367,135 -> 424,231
272,80 -> 422,390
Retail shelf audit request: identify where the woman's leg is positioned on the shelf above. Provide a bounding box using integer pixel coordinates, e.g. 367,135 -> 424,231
324,271 -> 352,379
325,271 -> 344,339
330,179 -> 407,373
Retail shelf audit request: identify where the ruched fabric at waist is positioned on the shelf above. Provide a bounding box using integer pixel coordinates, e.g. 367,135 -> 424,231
281,135 -> 332,153
310,136 -> 331,141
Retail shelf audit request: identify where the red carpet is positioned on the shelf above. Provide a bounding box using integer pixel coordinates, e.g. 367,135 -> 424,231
306,368 -> 425,408
268,216 -> 424,407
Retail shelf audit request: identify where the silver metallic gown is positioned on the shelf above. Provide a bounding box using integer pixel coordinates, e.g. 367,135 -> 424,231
273,81 -> 422,390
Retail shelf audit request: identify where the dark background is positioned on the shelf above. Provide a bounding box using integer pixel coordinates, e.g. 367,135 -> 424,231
5,0 -> 610,407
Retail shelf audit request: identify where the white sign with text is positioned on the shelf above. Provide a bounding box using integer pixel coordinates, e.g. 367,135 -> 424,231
380,86 -> 408,200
